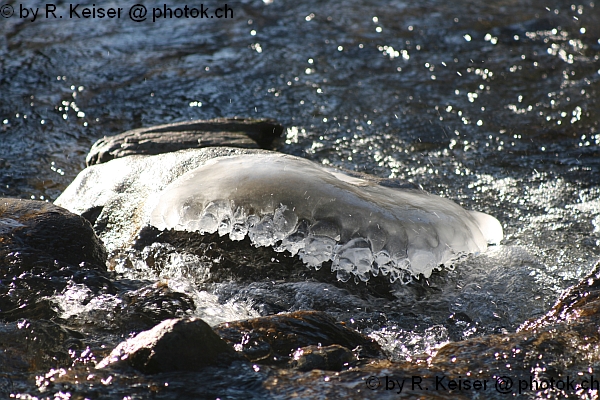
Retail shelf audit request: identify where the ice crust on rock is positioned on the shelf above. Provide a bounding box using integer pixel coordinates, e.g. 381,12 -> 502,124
150,153 -> 503,281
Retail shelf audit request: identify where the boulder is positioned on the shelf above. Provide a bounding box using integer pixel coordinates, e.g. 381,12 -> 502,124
97,317 -> 243,373
55,147 -> 271,254
85,118 -> 284,166
0,198 -> 107,269
0,198 -> 110,320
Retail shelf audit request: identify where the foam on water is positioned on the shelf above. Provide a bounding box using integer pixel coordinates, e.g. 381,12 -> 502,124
369,325 -> 450,362
150,153 -> 503,280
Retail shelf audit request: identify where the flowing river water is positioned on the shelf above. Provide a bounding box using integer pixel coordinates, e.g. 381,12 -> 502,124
1,0 -> 600,398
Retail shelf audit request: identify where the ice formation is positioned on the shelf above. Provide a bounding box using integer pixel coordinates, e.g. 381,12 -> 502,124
150,153 -> 503,281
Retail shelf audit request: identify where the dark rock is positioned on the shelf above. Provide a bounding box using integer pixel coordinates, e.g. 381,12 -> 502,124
290,344 -> 354,371
0,198 -> 111,319
261,261 -> 600,398
0,298 -> 58,322
85,117 -> 284,166
214,311 -> 384,365
0,319 -> 83,373
97,318 -> 243,373
521,259 -> 600,330
0,198 -> 107,270
104,282 -> 197,334
410,261 -> 600,380
351,260 -> 600,391
132,227 -> 394,299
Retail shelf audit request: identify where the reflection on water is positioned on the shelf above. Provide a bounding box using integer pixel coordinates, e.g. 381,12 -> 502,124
1,0 -> 600,398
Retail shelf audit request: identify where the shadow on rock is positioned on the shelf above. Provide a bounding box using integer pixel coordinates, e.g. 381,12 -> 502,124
132,226 -> 396,300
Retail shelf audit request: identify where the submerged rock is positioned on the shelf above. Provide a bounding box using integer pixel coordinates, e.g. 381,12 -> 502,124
290,344 -> 355,372
97,317 -> 243,373
115,283 -> 197,333
49,280 -> 198,334
214,310 -> 384,365
0,319 -> 83,373
85,117 -> 284,166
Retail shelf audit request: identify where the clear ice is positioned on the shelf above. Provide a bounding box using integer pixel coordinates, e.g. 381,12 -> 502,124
150,153 -> 503,281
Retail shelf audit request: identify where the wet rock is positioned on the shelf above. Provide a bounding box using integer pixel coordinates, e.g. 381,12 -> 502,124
108,282 -> 197,334
0,198 -> 111,319
0,198 -> 106,269
97,317 -> 243,373
217,263 -> 600,399
0,299 -> 58,322
131,228 -> 394,299
85,117 -> 284,166
431,261 -> 600,376
264,261 -> 600,398
521,259 -> 600,329
290,344 -> 354,372
48,279 -> 198,334
0,319 -> 83,373
214,311 -> 384,365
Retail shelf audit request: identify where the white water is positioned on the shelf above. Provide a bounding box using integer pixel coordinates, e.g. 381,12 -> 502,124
150,153 -> 503,281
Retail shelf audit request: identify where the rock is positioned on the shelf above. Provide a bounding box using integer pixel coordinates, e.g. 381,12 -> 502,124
54,147 -> 406,299
263,261 -> 600,398
56,144 -> 414,260
214,310 -> 384,365
109,282 -> 197,334
97,317 -> 243,373
129,228 -> 395,299
56,147 -> 272,254
148,152 -> 501,280
85,118 -> 284,166
521,259 -> 600,330
290,344 -> 355,371
0,198 -> 111,320
431,260 -> 600,376
0,198 -> 107,269
0,319 -> 83,373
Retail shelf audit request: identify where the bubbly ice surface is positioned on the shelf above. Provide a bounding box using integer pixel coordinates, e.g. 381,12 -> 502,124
150,153 -> 502,280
